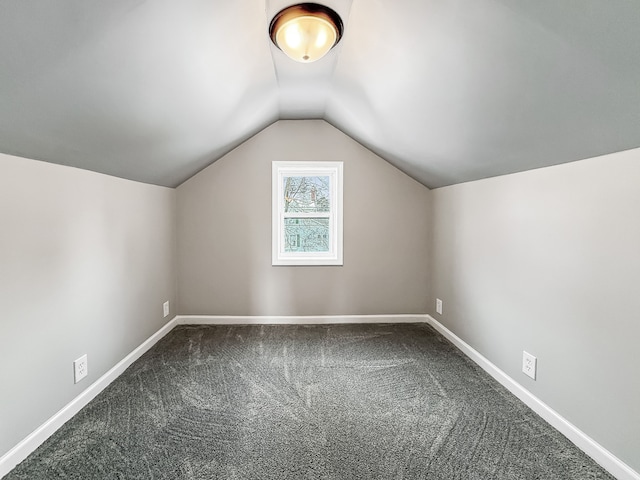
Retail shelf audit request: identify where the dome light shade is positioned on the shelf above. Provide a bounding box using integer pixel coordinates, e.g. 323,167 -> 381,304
269,3 -> 343,63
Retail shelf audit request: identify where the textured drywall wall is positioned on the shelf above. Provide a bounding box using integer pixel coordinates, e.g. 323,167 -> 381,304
177,120 -> 431,316
429,148 -> 640,472
0,153 -> 177,458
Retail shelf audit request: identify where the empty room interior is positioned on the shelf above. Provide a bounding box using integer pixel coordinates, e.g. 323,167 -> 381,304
0,1 -> 639,479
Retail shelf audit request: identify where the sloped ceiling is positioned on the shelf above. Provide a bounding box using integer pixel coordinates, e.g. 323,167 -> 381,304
1,0 -> 639,189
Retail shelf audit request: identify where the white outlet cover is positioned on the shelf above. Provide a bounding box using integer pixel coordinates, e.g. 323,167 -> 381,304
163,301 -> 170,318
74,354 -> 88,384
522,351 -> 537,380
436,298 -> 443,315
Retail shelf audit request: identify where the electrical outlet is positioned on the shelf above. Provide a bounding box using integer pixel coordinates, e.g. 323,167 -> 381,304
522,351 -> 537,380
74,354 -> 88,384
163,301 -> 170,318
436,298 -> 443,315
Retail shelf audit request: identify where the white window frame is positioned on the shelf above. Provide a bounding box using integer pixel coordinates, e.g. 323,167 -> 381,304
272,161 -> 343,266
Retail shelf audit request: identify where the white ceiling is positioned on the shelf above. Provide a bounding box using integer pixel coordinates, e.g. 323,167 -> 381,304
1,0 -> 639,188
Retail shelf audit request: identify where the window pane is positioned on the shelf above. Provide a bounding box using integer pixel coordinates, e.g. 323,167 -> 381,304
283,176 -> 330,213
284,218 -> 330,252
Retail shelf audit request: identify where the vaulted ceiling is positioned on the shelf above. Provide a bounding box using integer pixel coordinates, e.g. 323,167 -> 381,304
1,1 -> 639,189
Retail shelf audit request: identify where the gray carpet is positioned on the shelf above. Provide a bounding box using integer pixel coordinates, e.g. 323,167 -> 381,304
5,323 -> 614,479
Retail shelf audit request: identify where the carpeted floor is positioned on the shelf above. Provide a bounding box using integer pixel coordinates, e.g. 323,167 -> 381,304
5,323 -> 615,479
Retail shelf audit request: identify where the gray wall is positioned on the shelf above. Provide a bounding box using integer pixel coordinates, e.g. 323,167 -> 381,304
177,120 -> 431,316
429,148 -> 640,472
0,153 -> 177,458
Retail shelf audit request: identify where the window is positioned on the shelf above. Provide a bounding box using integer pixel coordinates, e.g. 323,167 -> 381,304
272,161 -> 343,266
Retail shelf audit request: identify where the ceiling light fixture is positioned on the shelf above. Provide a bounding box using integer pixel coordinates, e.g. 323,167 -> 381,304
269,3 -> 343,63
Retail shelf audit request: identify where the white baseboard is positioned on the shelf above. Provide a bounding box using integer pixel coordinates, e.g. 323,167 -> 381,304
425,315 -> 639,480
175,314 -> 430,325
4,314 -> 635,480
0,318 -> 178,479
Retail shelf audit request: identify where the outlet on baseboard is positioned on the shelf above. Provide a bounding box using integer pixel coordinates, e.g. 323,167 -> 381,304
74,354 -> 88,384
436,298 -> 443,315
163,301 -> 170,318
522,351 -> 537,380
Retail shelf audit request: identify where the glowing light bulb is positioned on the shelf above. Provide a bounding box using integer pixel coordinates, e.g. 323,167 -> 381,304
315,28 -> 327,48
285,24 -> 301,49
